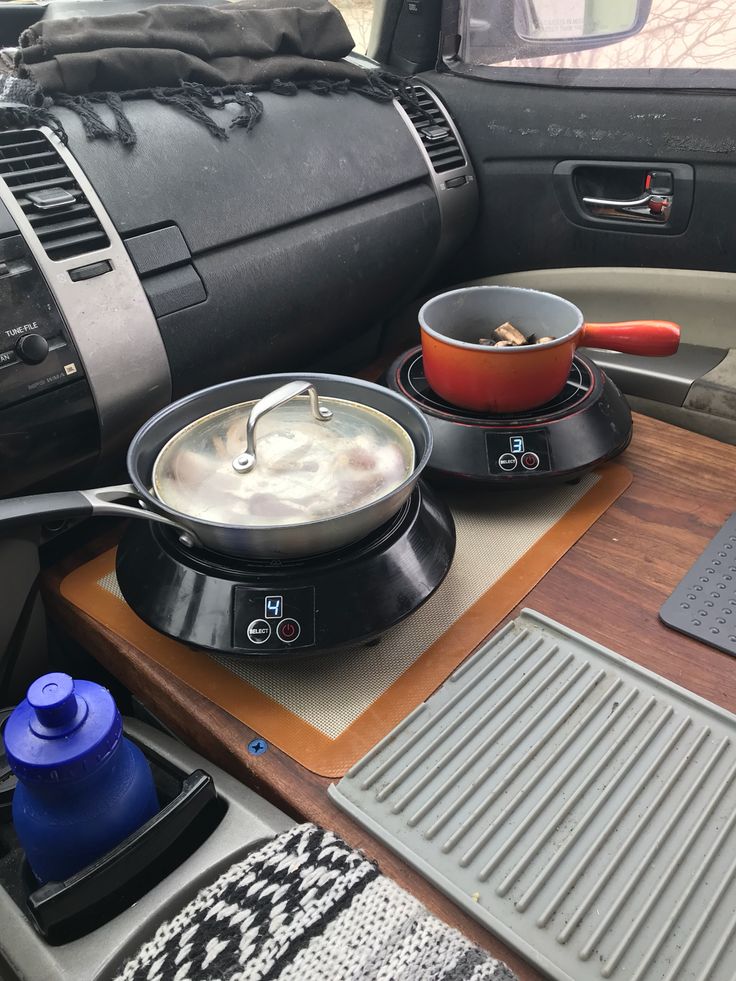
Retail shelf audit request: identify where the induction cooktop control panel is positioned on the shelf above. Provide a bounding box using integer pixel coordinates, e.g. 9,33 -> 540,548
485,431 -> 552,476
232,585 -> 316,652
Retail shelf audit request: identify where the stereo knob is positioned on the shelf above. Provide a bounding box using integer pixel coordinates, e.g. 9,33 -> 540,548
16,333 -> 49,365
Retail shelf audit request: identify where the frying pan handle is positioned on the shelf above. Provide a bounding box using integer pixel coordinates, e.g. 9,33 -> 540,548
232,380 -> 333,474
0,490 -> 94,533
580,320 -> 681,357
0,484 -> 201,546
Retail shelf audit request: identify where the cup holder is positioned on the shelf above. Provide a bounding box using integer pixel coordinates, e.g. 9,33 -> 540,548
0,719 -> 226,945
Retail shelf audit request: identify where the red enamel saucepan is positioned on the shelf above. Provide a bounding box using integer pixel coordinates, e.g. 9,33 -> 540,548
419,286 -> 681,414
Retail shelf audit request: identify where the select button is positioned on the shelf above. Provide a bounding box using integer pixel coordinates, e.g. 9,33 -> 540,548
246,619 -> 271,645
498,452 -> 518,472
277,618 -> 301,643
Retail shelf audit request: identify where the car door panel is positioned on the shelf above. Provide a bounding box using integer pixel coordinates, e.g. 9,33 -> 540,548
421,71 -> 736,279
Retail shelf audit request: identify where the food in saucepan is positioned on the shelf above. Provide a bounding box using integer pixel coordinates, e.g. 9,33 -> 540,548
478,321 -> 556,348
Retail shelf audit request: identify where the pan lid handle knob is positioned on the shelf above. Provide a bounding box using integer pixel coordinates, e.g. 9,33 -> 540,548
232,380 -> 333,474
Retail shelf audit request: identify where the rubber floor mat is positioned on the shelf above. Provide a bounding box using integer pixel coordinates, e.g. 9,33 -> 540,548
660,511 -> 736,657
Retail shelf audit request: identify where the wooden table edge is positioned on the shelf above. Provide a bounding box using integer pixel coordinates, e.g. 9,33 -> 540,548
41,411 -> 736,981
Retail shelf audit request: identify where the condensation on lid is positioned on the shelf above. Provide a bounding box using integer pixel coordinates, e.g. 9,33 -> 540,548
151,396 -> 415,529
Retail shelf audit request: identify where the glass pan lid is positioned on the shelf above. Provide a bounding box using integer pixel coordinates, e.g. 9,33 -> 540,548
151,389 -> 415,529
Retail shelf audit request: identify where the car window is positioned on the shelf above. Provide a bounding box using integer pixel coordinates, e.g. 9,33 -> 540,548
332,0 -> 374,54
460,0 -> 736,77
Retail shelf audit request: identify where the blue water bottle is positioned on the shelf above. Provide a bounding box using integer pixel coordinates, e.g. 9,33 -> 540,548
4,672 -> 159,884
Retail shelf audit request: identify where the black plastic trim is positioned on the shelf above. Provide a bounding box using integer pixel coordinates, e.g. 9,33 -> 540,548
143,263 -> 207,318
125,225 -> 192,276
26,768 -> 223,944
440,58 -> 736,90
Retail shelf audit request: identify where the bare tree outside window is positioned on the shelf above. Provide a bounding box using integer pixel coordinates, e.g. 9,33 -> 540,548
332,0 -> 374,54
487,0 -> 736,70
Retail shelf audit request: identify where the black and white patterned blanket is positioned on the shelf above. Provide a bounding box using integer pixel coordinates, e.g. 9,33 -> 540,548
115,824 -> 517,981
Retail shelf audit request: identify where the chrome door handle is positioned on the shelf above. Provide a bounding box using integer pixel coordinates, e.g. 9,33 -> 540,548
582,191 -> 672,223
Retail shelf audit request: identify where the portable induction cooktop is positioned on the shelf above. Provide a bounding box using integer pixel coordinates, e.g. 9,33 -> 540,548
387,348 -> 632,485
115,482 -> 455,657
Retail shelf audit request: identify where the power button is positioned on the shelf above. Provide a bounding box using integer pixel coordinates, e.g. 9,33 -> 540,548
521,452 -> 540,470
277,618 -> 301,643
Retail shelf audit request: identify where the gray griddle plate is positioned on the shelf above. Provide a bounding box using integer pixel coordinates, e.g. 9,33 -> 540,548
330,610 -> 736,981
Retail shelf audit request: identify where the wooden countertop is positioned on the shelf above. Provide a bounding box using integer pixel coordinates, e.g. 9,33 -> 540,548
43,412 -> 736,981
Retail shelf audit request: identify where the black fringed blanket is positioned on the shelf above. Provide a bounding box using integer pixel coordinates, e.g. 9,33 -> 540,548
0,0 -> 421,145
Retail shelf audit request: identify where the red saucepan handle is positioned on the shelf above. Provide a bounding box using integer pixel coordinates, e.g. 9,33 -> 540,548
579,320 -> 680,357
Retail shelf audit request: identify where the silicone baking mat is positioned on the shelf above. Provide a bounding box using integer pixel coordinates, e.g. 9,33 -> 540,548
331,610 -> 736,981
60,465 -> 631,777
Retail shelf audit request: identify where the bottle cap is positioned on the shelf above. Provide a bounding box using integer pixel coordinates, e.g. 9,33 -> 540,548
4,673 -> 122,784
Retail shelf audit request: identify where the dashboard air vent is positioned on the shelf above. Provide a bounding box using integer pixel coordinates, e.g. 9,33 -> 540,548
0,130 -> 109,260
396,84 -> 466,174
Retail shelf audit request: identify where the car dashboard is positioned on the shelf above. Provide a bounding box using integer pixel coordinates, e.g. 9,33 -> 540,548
0,82 -> 477,497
